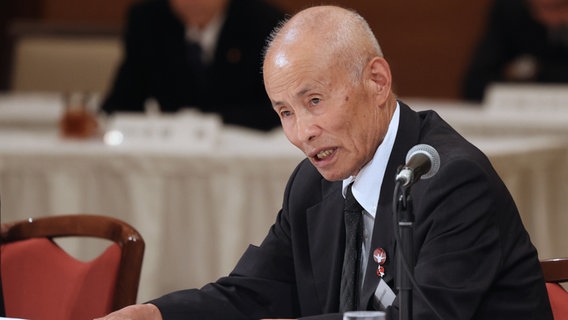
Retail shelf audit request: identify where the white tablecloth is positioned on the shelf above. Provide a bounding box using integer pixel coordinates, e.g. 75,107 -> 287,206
1,96 -> 567,302
0,126 -> 305,302
0,92 -> 63,132
405,97 -> 568,138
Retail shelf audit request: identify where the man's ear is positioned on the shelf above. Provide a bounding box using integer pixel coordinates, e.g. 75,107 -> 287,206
367,57 -> 392,98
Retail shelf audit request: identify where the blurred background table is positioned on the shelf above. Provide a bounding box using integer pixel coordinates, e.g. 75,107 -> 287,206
0,92 -> 63,132
0,109 -> 304,302
1,93 -> 567,302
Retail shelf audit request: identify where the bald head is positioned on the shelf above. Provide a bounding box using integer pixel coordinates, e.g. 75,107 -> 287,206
262,5 -> 396,181
264,5 -> 383,82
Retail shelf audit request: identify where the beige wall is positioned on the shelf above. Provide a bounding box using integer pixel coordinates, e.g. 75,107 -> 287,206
25,0 -> 494,99
268,0 -> 494,99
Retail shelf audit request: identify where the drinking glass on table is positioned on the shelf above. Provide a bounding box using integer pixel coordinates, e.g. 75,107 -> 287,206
59,92 -> 100,139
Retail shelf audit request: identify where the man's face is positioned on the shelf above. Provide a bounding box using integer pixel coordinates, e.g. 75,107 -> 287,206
169,0 -> 227,27
263,46 -> 390,181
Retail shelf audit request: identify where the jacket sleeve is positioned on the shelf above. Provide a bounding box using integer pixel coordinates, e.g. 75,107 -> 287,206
386,151 -> 546,319
149,163 -> 304,319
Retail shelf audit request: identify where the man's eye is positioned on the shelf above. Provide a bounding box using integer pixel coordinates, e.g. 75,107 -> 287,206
310,98 -> 321,105
280,110 -> 292,117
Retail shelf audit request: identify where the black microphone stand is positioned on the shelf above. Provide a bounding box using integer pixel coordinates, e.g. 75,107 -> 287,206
396,185 -> 414,320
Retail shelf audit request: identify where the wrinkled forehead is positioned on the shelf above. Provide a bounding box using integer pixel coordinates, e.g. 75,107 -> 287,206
264,24 -> 325,72
263,46 -> 333,95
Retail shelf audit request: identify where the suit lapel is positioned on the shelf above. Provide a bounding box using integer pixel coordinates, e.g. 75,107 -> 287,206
306,179 -> 345,312
359,102 -> 422,309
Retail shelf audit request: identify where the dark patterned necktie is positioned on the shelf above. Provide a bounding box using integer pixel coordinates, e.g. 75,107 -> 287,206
340,183 -> 363,312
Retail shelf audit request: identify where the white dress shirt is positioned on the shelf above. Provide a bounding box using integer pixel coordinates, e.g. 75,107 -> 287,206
185,11 -> 226,65
342,102 -> 400,288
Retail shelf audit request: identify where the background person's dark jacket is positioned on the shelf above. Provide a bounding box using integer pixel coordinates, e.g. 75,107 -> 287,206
102,0 -> 285,131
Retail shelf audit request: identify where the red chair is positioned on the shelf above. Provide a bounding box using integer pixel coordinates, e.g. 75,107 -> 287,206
541,257 -> 568,320
1,214 -> 145,320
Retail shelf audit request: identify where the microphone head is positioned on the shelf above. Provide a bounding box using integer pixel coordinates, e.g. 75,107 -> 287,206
405,144 -> 440,180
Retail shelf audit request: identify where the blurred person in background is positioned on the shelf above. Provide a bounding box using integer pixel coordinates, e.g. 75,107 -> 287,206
101,0 -> 285,131
462,0 -> 568,102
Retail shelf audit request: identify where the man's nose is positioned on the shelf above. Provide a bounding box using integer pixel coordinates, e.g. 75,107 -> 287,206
296,114 -> 320,142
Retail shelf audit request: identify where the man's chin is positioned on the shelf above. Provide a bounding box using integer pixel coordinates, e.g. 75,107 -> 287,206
315,168 -> 349,182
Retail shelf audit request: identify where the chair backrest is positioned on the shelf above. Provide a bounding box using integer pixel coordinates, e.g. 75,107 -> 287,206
541,258 -> 568,319
0,214 -> 144,320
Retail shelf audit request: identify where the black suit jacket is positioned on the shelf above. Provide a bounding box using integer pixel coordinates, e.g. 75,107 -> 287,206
150,102 -> 552,319
101,0 -> 284,131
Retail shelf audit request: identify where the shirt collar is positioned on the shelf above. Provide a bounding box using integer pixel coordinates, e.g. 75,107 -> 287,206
342,101 -> 400,218
185,11 -> 226,64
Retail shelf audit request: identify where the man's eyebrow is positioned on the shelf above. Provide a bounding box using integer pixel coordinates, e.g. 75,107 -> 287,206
271,100 -> 285,109
296,87 -> 311,98
271,86 -> 313,109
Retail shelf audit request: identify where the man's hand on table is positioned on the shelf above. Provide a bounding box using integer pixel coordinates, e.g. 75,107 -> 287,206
94,304 -> 162,320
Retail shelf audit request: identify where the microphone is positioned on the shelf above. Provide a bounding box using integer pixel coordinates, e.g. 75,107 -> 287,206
395,144 -> 440,187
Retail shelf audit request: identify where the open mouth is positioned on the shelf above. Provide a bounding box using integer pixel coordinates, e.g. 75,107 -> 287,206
313,148 -> 337,161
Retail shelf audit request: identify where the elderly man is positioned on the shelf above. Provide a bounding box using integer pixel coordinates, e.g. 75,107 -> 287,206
96,5 -> 552,320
